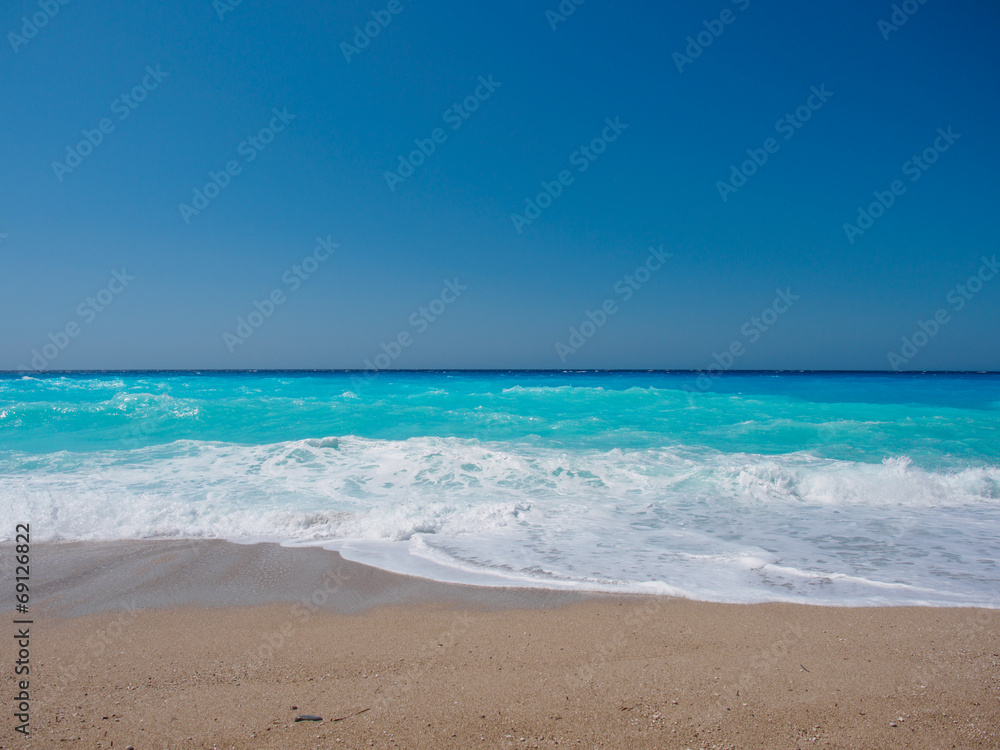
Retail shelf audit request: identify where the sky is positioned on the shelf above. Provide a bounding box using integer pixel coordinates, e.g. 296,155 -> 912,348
1,0 -> 998,371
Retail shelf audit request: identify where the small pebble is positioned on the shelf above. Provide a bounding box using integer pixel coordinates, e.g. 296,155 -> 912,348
295,714 -> 322,722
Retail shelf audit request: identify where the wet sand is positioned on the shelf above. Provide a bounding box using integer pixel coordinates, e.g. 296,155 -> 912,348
2,540 -> 998,748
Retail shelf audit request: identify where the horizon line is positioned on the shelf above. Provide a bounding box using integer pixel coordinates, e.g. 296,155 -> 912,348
2,369 -> 998,375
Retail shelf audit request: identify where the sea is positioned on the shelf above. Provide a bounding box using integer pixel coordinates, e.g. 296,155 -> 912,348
2,370 -> 998,607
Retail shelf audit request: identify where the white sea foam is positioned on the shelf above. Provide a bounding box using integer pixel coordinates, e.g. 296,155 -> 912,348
2,435 -> 998,606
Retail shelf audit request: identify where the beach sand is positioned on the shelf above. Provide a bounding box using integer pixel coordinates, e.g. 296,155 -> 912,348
3,541 -> 998,748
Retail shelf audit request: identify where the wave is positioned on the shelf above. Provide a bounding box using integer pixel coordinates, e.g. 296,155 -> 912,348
2,435 -> 998,606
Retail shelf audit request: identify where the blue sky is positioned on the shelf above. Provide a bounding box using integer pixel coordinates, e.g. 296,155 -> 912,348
2,0 -> 998,371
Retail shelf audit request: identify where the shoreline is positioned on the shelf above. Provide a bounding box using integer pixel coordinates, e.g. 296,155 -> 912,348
19,538 -> 1000,615
3,540 -> 999,748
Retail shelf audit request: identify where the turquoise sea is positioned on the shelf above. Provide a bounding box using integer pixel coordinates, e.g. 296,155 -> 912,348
2,371 -> 998,606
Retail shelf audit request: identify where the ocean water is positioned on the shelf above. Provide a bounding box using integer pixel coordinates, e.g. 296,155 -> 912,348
2,370 -> 999,607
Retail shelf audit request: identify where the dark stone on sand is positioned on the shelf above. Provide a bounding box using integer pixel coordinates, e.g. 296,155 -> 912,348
295,714 -> 322,722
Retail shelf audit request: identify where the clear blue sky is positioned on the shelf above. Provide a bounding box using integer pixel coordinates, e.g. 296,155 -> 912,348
2,0 -> 998,371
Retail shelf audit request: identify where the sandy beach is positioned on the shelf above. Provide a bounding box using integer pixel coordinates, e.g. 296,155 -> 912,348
3,540 -> 999,749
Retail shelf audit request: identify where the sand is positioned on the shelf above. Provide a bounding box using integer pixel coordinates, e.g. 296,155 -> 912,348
2,541 -> 998,749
